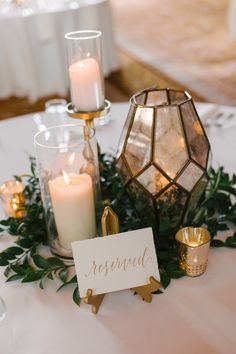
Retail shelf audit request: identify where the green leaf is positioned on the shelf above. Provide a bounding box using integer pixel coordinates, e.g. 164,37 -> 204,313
168,270 -> 185,279
4,246 -> 24,256
225,236 -> 234,246
160,273 -> 171,288
15,238 -> 33,249
8,221 -> 22,235
33,255 -> 50,269
0,257 -> 9,266
59,269 -> 68,283
39,279 -> 44,289
225,236 -> 236,247
30,161 -> 36,175
4,266 -> 11,277
157,251 -> 172,261
47,257 -> 64,267
11,264 -> 26,275
7,274 -> 24,282
0,220 -> 11,226
47,272 -> 53,280
73,287 -> 81,306
164,263 -> 179,271
14,175 -> 22,182
57,275 -> 77,292
211,239 -> 225,247
1,252 -> 17,261
22,268 -> 42,283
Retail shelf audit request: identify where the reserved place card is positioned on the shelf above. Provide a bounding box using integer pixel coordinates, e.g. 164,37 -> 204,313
72,227 -> 160,298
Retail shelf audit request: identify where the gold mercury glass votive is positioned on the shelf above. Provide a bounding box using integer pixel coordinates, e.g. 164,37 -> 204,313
175,227 -> 211,277
0,180 -> 26,219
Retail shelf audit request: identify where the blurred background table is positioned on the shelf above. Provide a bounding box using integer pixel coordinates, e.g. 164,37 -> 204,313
0,0 -> 119,101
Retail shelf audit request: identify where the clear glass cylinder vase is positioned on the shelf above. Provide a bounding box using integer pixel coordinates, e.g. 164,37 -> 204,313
34,124 -> 100,258
65,30 -> 105,112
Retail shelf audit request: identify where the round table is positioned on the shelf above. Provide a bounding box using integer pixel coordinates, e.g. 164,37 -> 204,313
0,102 -> 236,354
0,0 -> 119,101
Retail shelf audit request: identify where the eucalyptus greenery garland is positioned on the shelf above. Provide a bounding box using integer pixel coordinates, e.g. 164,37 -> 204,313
0,155 -> 236,306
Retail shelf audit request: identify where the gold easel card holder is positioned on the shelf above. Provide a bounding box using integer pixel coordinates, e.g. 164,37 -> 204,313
72,207 -> 161,314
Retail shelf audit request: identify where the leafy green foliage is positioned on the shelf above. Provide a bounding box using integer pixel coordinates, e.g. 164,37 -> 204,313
99,155 -> 236,286
0,156 -> 236,307
0,158 -> 78,304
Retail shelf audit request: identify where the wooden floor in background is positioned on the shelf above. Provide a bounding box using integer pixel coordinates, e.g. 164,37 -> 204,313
110,0 -> 236,106
109,49 -> 206,102
0,80 -> 129,120
0,48 -> 206,121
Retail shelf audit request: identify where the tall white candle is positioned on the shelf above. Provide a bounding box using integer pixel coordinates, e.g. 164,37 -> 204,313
69,57 -> 104,112
48,172 -> 96,250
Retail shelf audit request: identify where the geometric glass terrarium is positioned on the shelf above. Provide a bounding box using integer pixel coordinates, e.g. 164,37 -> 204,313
116,87 -> 211,232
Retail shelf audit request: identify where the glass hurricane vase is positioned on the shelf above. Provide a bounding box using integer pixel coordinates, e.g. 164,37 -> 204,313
34,124 -> 100,259
65,30 -> 105,113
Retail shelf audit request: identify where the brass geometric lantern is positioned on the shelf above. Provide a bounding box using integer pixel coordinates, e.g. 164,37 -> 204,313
116,87 -> 211,231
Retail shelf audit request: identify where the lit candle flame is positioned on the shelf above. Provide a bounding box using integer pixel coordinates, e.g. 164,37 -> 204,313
68,152 -> 75,166
62,170 -> 71,187
189,242 -> 199,247
12,201 -> 18,211
78,61 -> 84,68
179,138 -> 185,147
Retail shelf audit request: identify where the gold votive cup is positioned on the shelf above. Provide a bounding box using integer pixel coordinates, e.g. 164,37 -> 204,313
0,180 -> 26,219
175,227 -> 211,277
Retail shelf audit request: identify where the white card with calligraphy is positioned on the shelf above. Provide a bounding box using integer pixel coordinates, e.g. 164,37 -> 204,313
72,227 -> 160,298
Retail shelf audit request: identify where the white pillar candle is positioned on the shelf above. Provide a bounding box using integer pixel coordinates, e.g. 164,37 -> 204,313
69,57 -> 104,112
48,172 -> 96,250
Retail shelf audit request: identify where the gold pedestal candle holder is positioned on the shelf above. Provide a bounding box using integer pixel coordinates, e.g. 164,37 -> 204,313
0,180 -> 26,219
66,99 -> 111,129
175,227 -> 211,277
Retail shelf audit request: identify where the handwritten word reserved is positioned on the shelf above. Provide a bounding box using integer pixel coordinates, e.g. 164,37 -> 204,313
84,247 -> 151,277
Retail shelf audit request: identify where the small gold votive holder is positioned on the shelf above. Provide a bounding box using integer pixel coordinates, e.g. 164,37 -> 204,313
0,180 -> 26,219
175,227 -> 211,277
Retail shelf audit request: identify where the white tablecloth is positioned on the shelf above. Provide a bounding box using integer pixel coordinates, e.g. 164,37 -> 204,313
0,102 -> 236,354
0,0 -> 119,101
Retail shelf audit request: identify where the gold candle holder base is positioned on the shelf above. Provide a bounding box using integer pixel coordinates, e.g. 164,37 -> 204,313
66,100 -> 111,129
0,180 -> 26,219
184,262 -> 207,277
15,0 -> 24,6
175,227 -> 211,277
10,192 -> 26,219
